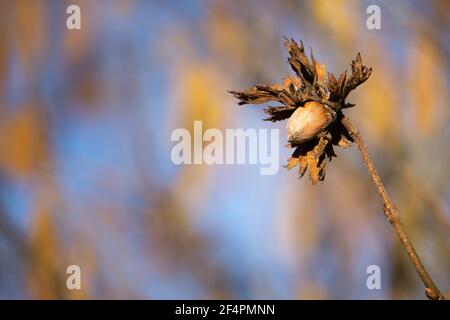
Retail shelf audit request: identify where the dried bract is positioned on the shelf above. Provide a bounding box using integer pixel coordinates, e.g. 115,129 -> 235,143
229,38 -> 372,183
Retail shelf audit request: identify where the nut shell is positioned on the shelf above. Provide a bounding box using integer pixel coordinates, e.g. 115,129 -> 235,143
287,101 -> 335,144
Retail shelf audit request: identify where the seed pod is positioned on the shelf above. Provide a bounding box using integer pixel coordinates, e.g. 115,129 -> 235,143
287,101 -> 336,144
229,38 -> 372,182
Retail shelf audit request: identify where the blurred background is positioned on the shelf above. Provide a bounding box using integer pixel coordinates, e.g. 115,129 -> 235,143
0,0 -> 449,299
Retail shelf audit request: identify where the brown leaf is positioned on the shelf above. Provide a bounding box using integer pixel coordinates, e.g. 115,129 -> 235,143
263,105 -> 297,122
228,83 -> 295,107
337,136 -> 352,148
299,155 -> 308,177
341,53 -> 372,100
328,113 -> 354,148
314,61 -> 326,84
284,38 -> 315,84
288,136 -> 331,184
285,156 -> 299,170
283,75 -> 302,89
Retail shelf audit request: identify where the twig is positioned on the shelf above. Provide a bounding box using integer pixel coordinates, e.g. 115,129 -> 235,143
340,116 -> 445,300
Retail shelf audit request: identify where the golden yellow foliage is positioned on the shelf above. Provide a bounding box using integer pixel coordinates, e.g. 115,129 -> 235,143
0,106 -> 46,177
409,36 -> 448,136
28,208 -> 63,299
13,0 -> 47,71
311,0 -> 359,46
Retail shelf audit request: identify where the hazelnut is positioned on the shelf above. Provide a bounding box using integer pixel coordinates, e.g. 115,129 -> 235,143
287,101 -> 336,144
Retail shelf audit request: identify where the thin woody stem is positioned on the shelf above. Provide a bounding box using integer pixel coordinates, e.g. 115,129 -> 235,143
341,116 -> 445,300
